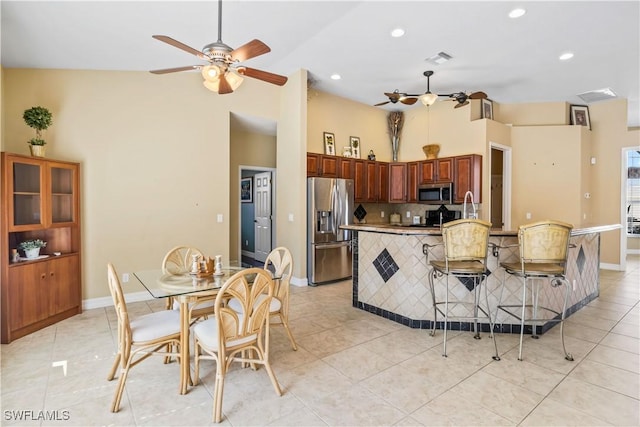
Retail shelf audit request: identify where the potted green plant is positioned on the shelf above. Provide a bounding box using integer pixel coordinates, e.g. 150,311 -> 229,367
18,239 -> 47,259
23,106 -> 53,157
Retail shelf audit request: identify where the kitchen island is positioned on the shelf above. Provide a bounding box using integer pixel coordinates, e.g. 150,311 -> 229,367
342,223 -> 621,334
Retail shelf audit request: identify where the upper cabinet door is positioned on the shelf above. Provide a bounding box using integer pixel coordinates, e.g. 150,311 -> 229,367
4,155 -> 79,231
48,162 -> 79,227
7,157 -> 46,231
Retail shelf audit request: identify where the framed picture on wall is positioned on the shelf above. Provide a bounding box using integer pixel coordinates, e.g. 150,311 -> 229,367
349,136 -> 361,158
570,104 -> 591,129
481,98 -> 494,120
240,177 -> 253,203
323,132 -> 336,155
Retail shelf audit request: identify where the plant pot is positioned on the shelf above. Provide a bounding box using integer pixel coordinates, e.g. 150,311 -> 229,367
24,247 -> 41,259
29,145 -> 46,157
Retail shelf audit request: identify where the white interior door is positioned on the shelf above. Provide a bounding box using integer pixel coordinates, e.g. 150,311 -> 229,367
253,171 -> 272,263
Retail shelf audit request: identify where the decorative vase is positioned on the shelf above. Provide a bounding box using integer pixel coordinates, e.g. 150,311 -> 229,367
29,145 -> 46,157
391,136 -> 400,162
24,247 -> 41,259
423,144 -> 440,160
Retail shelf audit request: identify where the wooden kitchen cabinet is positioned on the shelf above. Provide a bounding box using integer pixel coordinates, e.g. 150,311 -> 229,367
453,154 -> 482,203
376,162 -> 389,203
307,153 -> 338,177
353,159 -> 367,202
338,158 -> 354,179
420,157 -> 453,184
307,153 -> 321,176
1,152 -> 82,343
389,162 -> 407,203
406,162 -> 419,202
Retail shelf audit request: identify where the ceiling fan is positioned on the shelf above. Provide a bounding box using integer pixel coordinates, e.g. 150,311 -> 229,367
150,0 -> 287,94
374,90 -> 419,106
374,71 -> 487,108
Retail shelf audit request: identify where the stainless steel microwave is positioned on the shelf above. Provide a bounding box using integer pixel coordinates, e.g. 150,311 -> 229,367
417,183 -> 453,204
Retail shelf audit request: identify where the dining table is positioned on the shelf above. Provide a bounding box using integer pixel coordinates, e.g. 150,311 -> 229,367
134,263 -> 252,394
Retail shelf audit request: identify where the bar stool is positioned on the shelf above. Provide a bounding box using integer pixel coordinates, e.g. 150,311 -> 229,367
425,219 -> 499,360
496,220 -> 574,362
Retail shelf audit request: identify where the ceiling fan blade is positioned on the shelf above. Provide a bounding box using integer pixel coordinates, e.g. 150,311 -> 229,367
152,35 -> 206,59
150,65 -> 200,74
241,67 -> 288,86
454,100 -> 469,108
231,39 -> 271,62
400,97 -> 418,105
374,101 -> 391,106
218,73 -> 234,94
469,91 -> 488,99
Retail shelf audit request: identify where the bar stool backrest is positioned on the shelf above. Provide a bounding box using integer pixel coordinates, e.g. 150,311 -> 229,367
518,220 -> 573,269
442,219 -> 492,263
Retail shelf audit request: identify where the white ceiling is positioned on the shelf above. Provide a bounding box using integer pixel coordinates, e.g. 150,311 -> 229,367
2,1 -> 639,130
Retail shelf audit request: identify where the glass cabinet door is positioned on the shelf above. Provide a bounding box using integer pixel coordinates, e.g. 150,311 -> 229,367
11,161 -> 44,228
50,165 -> 76,224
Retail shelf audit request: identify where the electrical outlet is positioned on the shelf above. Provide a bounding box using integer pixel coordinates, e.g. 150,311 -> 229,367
245,240 -> 249,246
526,212 -> 531,219
122,273 -> 129,283
217,214 -> 223,223
406,211 -> 411,218
381,211 -> 385,218
288,213 -> 294,222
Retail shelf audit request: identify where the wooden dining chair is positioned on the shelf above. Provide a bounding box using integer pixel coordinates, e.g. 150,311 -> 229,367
162,245 -> 215,322
192,268 -> 282,423
228,247 -> 298,350
106,263 -> 181,412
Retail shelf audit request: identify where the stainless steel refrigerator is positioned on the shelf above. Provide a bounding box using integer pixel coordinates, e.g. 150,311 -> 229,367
307,177 -> 354,285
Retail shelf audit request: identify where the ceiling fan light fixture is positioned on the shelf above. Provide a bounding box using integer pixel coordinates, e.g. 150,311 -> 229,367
226,69 -> 244,90
420,92 -> 438,106
202,64 -> 222,82
203,69 -> 244,93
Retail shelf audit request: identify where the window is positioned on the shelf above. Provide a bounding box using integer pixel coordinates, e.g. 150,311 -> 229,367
627,150 -> 640,236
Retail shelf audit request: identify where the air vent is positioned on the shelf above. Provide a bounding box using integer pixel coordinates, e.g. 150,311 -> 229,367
426,52 -> 452,65
577,88 -> 618,103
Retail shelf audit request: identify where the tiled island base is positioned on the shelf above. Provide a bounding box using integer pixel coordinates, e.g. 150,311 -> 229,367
349,225 -> 615,335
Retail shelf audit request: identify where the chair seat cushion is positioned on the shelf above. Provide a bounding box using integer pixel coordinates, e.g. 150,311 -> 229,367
228,294 -> 281,314
431,260 -> 486,275
130,310 -> 181,342
193,316 -> 257,350
501,262 -> 565,276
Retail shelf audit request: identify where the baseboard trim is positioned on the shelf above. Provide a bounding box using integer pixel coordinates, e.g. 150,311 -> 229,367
83,291 -> 152,310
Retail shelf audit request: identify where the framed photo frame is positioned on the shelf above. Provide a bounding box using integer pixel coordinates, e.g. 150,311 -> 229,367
240,177 -> 253,203
570,104 -> 591,129
481,98 -> 494,120
323,132 -> 335,155
349,136 -> 361,158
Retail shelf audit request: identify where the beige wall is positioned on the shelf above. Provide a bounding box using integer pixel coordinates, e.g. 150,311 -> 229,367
306,91 -> 637,267
2,67 -> 637,304
1,68 -> 297,299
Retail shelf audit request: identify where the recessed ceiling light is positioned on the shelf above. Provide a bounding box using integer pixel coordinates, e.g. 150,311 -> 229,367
390,28 -> 405,38
330,74 -> 341,80
508,8 -> 526,18
559,52 -> 574,61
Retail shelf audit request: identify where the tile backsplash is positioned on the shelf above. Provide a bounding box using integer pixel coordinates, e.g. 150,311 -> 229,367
358,203 -> 481,225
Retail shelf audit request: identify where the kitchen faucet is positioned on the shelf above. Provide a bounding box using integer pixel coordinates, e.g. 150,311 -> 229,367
463,191 -> 477,219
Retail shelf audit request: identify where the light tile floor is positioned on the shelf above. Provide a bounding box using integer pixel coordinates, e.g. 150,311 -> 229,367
1,256 -> 639,426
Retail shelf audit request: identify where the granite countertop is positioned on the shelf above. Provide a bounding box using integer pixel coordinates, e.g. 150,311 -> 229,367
341,223 -> 621,236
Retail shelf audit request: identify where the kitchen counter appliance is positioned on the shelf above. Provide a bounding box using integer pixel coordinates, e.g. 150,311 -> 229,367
307,177 -> 354,285
425,205 -> 461,227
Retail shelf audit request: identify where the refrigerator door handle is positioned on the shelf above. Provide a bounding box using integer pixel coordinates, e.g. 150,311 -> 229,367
316,242 -> 351,250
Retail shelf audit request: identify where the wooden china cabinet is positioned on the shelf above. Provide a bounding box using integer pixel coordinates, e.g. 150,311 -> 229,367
1,152 -> 82,343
